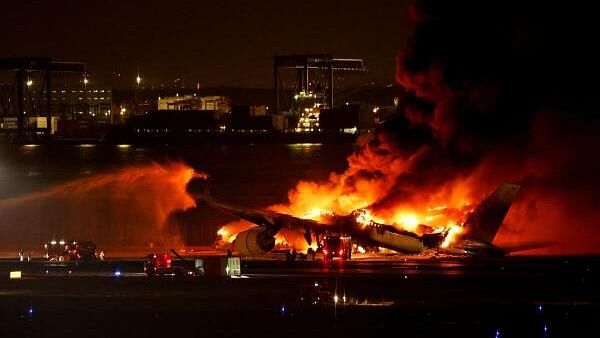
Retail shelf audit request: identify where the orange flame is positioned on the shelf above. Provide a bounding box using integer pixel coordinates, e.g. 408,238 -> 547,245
441,223 -> 464,248
216,134 -> 479,252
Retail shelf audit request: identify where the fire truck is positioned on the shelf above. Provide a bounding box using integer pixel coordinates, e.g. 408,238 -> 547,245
143,250 -> 201,277
143,250 -> 242,277
43,240 -> 103,261
321,235 -> 352,261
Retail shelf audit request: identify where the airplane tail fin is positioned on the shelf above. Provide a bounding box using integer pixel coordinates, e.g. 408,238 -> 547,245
463,183 -> 521,243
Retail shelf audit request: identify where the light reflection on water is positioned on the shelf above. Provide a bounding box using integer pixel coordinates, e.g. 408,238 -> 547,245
0,143 -> 353,200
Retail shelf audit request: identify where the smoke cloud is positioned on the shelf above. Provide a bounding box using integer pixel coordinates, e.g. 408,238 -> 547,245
385,1 -> 599,253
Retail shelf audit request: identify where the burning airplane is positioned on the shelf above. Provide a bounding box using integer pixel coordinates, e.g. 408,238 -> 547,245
199,182 -> 520,257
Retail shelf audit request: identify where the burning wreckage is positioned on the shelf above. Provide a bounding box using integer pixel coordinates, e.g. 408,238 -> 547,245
199,183 -> 521,258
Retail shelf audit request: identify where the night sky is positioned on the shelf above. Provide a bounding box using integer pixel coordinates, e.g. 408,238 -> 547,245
2,0 -> 409,88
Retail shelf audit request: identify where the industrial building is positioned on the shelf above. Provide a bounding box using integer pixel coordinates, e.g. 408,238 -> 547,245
273,54 -> 365,133
0,57 -> 87,138
157,95 -> 230,114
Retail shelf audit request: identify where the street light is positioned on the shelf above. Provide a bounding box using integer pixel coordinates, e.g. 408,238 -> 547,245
136,74 -> 141,86
26,79 -> 33,87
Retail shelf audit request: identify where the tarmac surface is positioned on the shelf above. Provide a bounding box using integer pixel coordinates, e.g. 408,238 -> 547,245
1,255 -> 599,337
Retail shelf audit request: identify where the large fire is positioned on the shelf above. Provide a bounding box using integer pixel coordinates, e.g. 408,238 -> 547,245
216,134 -> 480,253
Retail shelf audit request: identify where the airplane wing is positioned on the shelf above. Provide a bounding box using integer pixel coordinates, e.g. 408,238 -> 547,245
197,195 -> 327,244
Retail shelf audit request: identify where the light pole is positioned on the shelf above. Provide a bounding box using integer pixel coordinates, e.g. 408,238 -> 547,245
134,72 -> 141,115
83,75 -> 89,118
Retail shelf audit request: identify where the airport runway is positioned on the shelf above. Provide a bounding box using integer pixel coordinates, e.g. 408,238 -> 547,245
0,256 -> 599,337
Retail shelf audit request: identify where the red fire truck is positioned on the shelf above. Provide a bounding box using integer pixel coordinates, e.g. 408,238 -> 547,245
321,235 -> 352,261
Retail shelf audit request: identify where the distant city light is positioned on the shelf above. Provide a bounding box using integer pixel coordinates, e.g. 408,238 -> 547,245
26,79 -> 33,87
136,74 -> 141,85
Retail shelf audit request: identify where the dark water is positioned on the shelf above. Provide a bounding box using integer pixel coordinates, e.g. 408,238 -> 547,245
0,143 -> 354,247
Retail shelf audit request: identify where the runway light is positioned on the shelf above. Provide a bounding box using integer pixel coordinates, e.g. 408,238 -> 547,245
28,307 -> 33,316
495,329 -> 501,338
280,305 -> 286,315
114,269 -> 121,277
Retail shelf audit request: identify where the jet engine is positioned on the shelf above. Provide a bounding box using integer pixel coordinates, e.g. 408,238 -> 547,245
234,227 -> 276,256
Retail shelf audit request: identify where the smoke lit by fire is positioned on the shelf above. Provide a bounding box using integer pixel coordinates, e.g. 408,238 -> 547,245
0,162 -> 202,252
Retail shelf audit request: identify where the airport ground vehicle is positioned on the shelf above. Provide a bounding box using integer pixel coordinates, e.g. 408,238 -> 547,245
143,250 -> 199,277
43,240 -> 103,261
321,235 -> 352,261
67,241 -> 103,261
143,250 -> 242,277
43,240 -> 68,261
